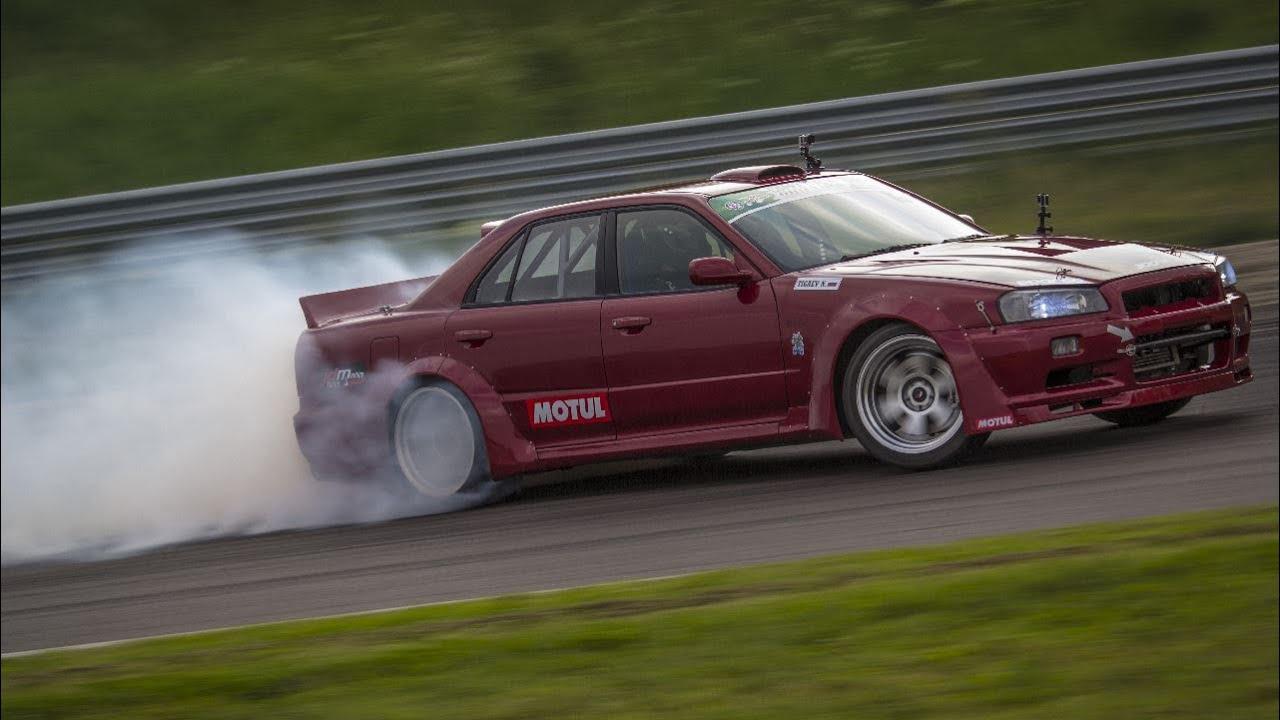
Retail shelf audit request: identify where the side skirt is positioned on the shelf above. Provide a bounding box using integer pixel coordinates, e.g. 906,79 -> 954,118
534,420 -> 792,467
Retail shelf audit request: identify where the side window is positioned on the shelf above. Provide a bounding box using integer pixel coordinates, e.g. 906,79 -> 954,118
510,215 -> 601,302
471,215 -> 601,305
472,238 -> 522,305
617,208 -> 736,295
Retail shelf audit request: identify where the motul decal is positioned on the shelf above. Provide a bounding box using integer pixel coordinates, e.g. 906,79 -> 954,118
526,393 -> 611,427
975,415 -> 1014,430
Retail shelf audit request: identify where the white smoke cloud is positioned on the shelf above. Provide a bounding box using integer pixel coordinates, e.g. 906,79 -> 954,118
0,235 -> 509,565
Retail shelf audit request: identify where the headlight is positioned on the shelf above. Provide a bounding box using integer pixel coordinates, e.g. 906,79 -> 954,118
998,288 -> 1108,323
1215,256 -> 1237,289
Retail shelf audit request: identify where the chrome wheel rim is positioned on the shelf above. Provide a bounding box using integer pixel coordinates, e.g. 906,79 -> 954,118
855,334 -> 963,454
394,386 -> 475,496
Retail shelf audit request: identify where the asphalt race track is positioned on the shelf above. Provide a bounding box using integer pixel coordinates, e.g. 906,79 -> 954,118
3,241 -> 1277,654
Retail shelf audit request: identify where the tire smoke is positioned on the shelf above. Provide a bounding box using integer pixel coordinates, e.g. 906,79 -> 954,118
1,236 -> 506,565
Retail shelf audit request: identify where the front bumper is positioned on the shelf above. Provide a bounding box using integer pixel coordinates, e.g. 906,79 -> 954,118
937,270 -> 1252,434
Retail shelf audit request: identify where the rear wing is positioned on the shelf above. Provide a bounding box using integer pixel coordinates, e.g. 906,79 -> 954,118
299,276 -> 436,329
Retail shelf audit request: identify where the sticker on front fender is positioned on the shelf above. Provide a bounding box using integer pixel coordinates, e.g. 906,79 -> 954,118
794,277 -> 841,291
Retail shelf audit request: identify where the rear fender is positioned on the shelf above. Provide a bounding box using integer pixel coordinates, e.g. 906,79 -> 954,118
401,356 -> 537,478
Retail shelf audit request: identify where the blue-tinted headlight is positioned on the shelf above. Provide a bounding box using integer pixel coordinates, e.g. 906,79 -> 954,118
1215,257 -> 1238,289
998,287 -> 1108,323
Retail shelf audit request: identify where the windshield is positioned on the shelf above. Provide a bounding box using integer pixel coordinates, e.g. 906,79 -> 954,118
709,175 -> 980,272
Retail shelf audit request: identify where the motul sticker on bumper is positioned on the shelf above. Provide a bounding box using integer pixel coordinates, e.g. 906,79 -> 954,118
527,393 -> 611,427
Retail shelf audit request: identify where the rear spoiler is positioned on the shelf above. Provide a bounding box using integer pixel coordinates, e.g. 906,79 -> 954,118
299,276 -> 436,329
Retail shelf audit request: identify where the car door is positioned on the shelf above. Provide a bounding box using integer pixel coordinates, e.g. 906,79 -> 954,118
601,205 -> 788,437
446,212 -> 614,447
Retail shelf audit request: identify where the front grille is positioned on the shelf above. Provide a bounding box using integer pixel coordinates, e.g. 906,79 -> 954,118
1123,278 -> 1214,315
1132,323 -> 1227,381
1132,345 -> 1177,375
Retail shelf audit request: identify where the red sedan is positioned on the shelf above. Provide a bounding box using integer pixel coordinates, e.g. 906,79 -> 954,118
293,151 -> 1252,497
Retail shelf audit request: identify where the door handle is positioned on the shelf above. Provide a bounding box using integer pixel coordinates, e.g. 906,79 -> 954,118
454,329 -> 493,347
611,316 -> 652,333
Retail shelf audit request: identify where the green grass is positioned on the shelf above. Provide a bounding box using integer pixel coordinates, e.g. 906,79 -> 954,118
2,0 -> 1277,204
3,506 -> 1276,719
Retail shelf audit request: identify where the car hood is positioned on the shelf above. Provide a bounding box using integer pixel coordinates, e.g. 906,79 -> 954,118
815,236 -> 1217,288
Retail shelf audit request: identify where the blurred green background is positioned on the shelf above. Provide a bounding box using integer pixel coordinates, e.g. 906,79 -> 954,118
2,0 -> 1277,206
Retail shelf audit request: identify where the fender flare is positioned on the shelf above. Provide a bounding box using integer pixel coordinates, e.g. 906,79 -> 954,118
809,291 -> 1003,436
399,356 -> 537,477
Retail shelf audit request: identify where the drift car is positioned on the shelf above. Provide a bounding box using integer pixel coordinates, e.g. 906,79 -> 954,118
293,139 -> 1252,496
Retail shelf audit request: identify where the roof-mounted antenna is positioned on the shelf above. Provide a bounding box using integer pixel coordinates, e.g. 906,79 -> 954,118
799,134 -> 823,174
1035,193 -> 1053,241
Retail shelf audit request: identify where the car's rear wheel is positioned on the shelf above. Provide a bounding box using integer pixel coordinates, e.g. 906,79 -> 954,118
842,324 -> 988,469
392,381 -> 490,497
1093,398 -> 1191,427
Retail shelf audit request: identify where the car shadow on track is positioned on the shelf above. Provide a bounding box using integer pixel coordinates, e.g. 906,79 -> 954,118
953,409 -> 1261,467
497,409 -> 1262,507
508,446 -> 883,503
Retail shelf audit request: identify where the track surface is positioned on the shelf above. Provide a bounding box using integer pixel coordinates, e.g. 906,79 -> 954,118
3,242 -> 1277,653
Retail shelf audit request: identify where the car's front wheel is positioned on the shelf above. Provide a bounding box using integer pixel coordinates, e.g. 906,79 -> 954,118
842,324 -> 988,469
392,380 -> 491,496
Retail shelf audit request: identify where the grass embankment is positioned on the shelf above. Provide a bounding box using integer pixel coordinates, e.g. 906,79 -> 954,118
2,0 -> 1278,203
3,506 -> 1276,719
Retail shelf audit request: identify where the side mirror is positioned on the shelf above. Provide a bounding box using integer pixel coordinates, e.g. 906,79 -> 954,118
689,256 -> 753,287
958,213 -> 976,225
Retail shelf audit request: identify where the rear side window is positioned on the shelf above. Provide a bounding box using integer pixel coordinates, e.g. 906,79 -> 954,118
511,215 -> 601,302
471,214 -> 601,305
617,208 -> 735,295
473,239 -> 521,305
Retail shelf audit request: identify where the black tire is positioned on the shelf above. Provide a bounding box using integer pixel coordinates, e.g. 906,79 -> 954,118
1093,398 -> 1191,427
390,379 -> 491,497
841,323 -> 988,470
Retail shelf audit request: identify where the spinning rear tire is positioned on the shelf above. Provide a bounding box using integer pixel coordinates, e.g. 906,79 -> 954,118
392,381 -> 491,497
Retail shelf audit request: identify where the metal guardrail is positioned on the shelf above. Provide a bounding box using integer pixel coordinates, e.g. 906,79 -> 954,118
2,45 -> 1276,281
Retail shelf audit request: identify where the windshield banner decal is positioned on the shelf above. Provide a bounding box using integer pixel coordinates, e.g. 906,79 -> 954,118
710,175 -> 878,223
